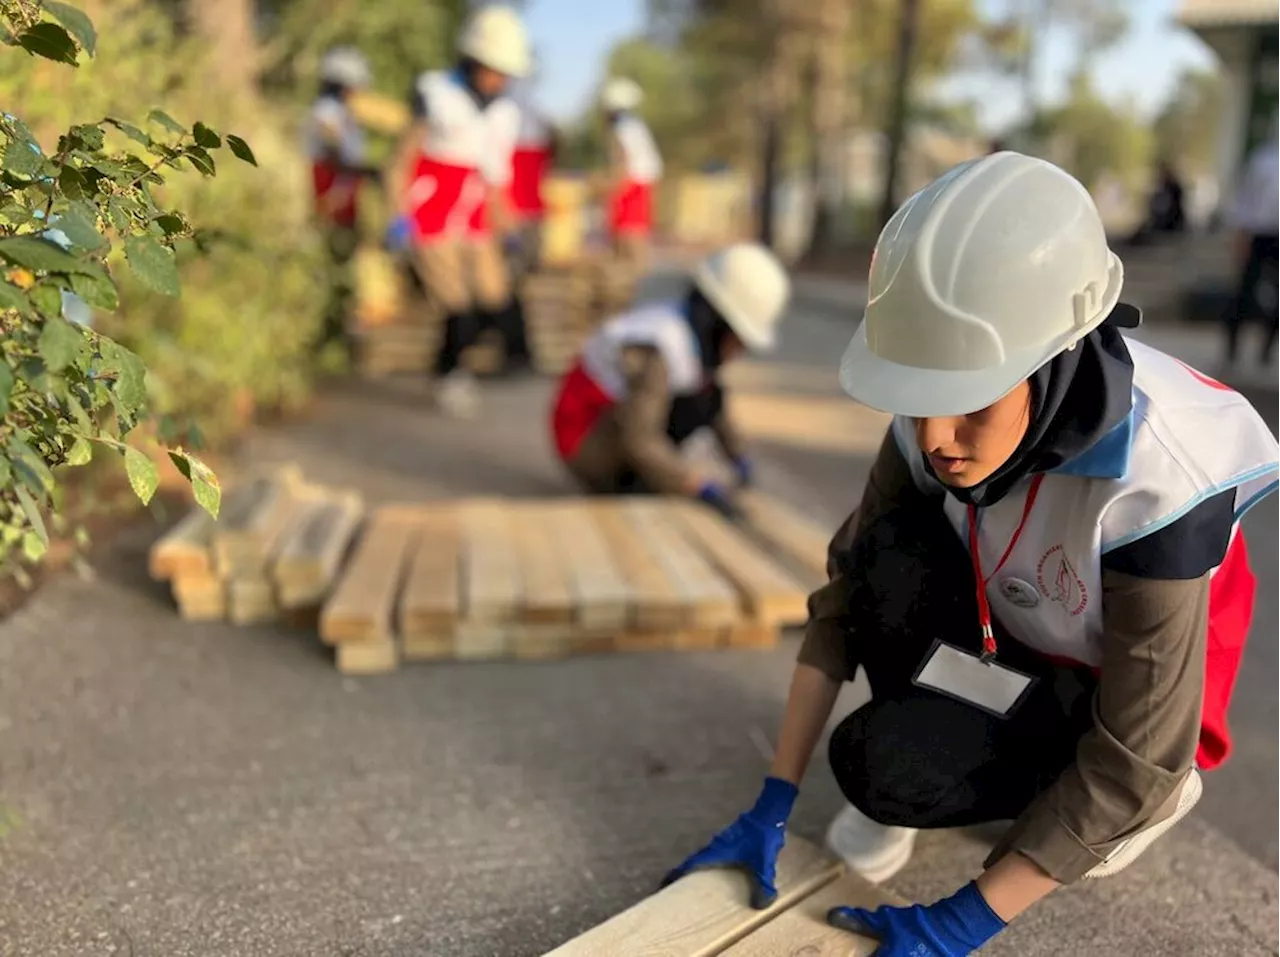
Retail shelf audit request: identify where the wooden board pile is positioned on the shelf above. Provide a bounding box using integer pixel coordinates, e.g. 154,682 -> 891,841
318,492 -> 830,675
148,467 -> 365,626
522,268 -> 594,375
543,834 -> 896,956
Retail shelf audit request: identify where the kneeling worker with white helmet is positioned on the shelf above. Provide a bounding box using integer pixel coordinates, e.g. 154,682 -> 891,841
664,153 -> 1278,954
550,243 -> 789,514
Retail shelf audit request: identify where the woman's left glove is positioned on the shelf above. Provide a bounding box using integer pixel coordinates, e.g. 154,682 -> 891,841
384,215 -> 413,252
827,881 -> 1006,956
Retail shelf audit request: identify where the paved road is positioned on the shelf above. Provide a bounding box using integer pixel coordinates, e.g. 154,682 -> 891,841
0,276 -> 1274,956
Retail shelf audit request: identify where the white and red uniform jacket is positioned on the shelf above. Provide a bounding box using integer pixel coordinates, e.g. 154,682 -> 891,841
894,338 -> 1279,770
608,114 -> 662,237
509,88 -> 554,221
551,301 -> 702,460
305,95 -> 365,227
406,69 -> 520,243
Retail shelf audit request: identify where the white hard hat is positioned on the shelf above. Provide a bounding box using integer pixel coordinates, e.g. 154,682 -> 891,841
694,243 -> 791,352
601,77 -> 643,112
320,47 -> 371,89
839,151 -> 1123,417
457,5 -> 531,78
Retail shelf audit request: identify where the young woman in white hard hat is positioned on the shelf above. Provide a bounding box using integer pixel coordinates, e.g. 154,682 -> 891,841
387,5 -> 530,417
665,152 -> 1279,955
307,47 -> 375,352
550,243 -> 789,514
598,77 -> 663,312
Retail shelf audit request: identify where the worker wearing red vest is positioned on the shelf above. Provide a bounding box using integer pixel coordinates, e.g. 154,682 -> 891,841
507,75 -> 557,279
306,47 -> 376,350
551,243 -> 790,514
389,6 -> 530,417
599,77 -> 662,313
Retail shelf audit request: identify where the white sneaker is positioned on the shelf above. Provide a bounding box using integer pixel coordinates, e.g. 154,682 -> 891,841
825,804 -> 917,884
436,370 -> 479,419
1083,769 -> 1202,880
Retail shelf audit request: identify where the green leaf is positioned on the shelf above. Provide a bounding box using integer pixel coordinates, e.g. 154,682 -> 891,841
17,23 -> 78,65
104,117 -> 150,147
0,236 -> 89,274
0,364 -> 12,417
53,202 -> 103,250
43,1 -> 97,56
29,283 -> 63,319
65,436 -> 92,466
168,448 -> 220,518
153,212 -> 186,235
57,165 -> 89,202
3,140 -> 43,178
146,109 -> 185,135
185,147 -> 215,176
14,487 -> 47,545
37,316 -> 84,372
192,122 -> 221,149
0,456 -> 11,486
67,123 -> 104,151
106,198 -> 131,231
9,438 -> 54,495
225,135 -> 257,166
98,339 -> 147,413
21,530 -> 47,562
0,282 -> 31,317
123,236 -> 179,296
68,270 -> 117,310
122,446 -> 158,505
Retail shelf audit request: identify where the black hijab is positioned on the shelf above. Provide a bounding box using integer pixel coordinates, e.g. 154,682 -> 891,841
684,285 -> 734,370
930,305 -> 1139,508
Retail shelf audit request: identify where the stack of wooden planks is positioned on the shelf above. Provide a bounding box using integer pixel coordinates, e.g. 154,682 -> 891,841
522,267 -> 594,375
149,467 -> 365,626
542,834 -> 897,956
318,495 -> 825,674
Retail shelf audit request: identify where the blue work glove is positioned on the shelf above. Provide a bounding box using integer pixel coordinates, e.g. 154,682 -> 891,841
661,777 -> 798,909
732,456 -> 753,488
384,214 -> 413,252
697,481 -> 741,520
828,881 -> 1006,956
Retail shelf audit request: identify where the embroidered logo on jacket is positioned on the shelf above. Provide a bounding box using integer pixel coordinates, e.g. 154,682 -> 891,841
1036,545 -> 1089,616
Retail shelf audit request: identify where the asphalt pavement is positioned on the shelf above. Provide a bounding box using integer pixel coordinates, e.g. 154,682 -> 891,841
0,272 -> 1274,957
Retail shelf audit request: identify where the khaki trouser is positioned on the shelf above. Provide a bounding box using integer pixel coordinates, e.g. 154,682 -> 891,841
413,236 -> 511,315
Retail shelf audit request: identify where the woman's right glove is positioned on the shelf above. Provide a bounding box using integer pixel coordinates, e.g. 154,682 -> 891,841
384,214 -> 413,252
660,777 -> 798,909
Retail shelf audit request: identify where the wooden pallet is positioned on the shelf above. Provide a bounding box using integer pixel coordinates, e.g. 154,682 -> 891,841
542,835 -> 898,956
317,495 -> 820,673
523,267 -> 594,376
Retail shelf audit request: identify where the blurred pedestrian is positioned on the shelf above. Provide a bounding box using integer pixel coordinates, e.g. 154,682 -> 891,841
599,77 -> 662,313
1129,160 -> 1187,247
550,243 -> 789,515
388,5 -> 530,417
306,47 -> 376,351
507,65 -> 558,282
1221,120 -> 1279,370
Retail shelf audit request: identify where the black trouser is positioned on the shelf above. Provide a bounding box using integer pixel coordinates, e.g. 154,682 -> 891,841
826,504 -> 1097,828
1223,233 -> 1279,364
435,311 -> 478,377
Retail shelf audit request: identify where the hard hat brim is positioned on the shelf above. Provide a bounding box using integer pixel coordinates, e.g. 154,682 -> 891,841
693,261 -> 778,353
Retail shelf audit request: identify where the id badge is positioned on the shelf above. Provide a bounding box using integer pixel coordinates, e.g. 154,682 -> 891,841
912,640 -> 1036,718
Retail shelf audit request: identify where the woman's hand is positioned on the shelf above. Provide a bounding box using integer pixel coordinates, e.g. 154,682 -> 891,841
661,777 -> 798,909
827,882 -> 1006,956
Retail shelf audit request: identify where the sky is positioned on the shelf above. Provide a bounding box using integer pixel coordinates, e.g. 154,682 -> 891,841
521,0 -> 1219,130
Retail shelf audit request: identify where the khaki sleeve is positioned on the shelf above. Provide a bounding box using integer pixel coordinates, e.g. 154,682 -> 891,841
710,391 -> 746,463
615,345 -> 695,495
796,428 -> 926,682
985,571 -> 1208,884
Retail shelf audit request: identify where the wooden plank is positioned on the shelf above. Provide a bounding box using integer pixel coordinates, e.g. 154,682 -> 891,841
590,501 -> 687,630
724,623 -> 780,649
737,491 -> 832,590
227,578 -> 277,626
669,501 -> 810,627
717,872 -> 902,957
273,492 -> 365,605
544,502 -> 631,630
457,501 -> 522,658
319,511 -> 419,644
400,508 -> 461,646
513,506 -> 575,624
337,640 -> 399,675
625,500 -> 739,628
541,834 -> 843,957
149,508 -> 215,581
213,467 -> 303,575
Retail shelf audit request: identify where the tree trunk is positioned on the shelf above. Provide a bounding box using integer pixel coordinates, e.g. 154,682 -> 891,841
879,0 -> 920,229
187,0 -> 260,95
804,0 -> 852,259
757,10 -> 804,249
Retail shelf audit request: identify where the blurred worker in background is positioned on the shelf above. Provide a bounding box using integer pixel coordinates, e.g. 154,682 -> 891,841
1128,160 -> 1187,247
1221,117 -> 1279,371
388,5 -> 530,417
550,243 -> 789,517
507,63 -> 558,282
599,77 -> 663,313
307,47 -> 377,352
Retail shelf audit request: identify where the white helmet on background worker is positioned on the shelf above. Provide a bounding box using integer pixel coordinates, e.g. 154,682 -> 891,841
694,242 -> 791,352
839,151 -> 1124,418
319,47 -> 371,89
601,77 -> 643,112
456,5 -> 532,78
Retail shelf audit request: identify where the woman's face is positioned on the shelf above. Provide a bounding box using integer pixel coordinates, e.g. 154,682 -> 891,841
913,381 -> 1032,488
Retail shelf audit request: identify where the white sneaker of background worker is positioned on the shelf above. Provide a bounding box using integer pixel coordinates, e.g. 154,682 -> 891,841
662,152 -> 1279,955
388,5 -> 531,417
